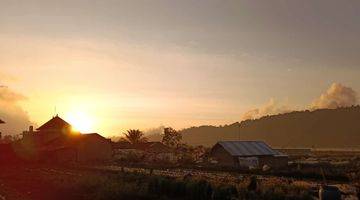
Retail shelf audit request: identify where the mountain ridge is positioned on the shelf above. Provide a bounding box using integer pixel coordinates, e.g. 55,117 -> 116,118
149,106 -> 360,148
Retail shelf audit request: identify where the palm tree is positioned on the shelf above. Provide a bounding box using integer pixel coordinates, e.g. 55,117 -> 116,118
122,129 -> 148,144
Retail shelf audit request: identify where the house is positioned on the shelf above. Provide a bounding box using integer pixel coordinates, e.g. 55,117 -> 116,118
113,141 -> 175,163
40,133 -> 113,163
22,115 -> 72,145
16,115 -> 112,163
210,141 -> 288,169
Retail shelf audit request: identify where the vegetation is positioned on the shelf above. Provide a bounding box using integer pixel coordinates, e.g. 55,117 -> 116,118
122,129 -> 148,144
149,106 -> 360,147
162,127 -> 182,148
0,134 -> 20,143
50,170 -> 313,200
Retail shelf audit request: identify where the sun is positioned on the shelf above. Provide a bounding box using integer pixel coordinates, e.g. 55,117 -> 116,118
65,111 -> 94,133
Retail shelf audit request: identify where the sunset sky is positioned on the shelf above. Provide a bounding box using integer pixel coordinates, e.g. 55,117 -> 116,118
1,0 -> 360,136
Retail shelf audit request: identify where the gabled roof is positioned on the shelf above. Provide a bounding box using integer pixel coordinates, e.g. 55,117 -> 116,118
113,141 -> 172,153
80,133 -> 109,141
0,119 -> 4,124
215,141 -> 281,157
37,115 -> 72,131
134,142 -> 171,153
112,141 -> 132,149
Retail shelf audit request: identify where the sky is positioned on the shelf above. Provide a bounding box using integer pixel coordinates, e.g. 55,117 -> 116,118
0,0 -> 360,137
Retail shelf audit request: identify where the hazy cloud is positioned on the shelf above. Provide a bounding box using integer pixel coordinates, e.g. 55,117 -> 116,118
0,85 -> 32,135
311,83 -> 358,109
242,83 -> 359,121
144,125 -> 165,136
242,99 -> 291,120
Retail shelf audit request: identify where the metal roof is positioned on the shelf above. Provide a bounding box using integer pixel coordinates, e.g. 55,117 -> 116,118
217,141 -> 281,156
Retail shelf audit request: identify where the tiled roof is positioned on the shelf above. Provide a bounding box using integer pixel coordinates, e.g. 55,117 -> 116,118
216,141 -> 281,156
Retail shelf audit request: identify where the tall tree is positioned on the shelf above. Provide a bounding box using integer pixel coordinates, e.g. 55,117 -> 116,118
162,127 -> 182,148
122,129 -> 148,144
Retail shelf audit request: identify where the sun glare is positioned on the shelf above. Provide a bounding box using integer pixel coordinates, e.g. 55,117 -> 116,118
65,111 -> 94,133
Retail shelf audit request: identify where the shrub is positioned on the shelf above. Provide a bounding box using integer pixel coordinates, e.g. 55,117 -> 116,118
212,185 -> 238,200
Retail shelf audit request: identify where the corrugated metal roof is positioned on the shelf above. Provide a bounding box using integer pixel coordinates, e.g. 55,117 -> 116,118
217,141 -> 280,156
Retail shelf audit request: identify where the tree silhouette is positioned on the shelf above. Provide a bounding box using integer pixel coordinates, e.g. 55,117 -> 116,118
122,129 -> 148,145
162,127 -> 182,148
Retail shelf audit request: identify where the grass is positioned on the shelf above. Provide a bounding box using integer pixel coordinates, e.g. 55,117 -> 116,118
47,170 -> 313,200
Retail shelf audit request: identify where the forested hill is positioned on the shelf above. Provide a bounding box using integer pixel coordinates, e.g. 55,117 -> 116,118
175,106 -> 360,148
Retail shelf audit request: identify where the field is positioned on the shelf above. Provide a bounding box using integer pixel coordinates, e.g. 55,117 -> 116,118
0,149 -> 359,200
0,162 -> 358,200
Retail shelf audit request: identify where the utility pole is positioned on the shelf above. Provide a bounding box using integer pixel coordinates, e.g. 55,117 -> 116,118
238,122 -> 241,141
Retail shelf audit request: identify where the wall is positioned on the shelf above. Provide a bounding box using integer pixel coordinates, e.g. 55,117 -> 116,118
210,144 -> 236,167
77,137 -> 113,163
258,156 -> 288,169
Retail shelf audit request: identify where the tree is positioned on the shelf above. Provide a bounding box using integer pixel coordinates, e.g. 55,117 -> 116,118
162,127 -> 182,148
122,129 -> 148,145
0,134 -> 20,144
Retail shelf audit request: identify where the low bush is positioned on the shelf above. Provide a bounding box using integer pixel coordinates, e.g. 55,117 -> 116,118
47,169 -> 314,200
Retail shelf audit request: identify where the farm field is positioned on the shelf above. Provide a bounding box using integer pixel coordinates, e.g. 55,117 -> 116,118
0,164 -> 358,200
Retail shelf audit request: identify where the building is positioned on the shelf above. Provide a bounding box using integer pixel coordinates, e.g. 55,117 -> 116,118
210,141 -> 288,169
16,115 -> 112,163
41,133 -> 113,163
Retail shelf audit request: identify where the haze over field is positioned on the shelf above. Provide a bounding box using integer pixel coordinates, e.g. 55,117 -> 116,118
1,0 -> 360,138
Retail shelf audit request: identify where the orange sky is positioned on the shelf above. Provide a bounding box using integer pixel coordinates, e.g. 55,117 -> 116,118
1,0 -> 360,137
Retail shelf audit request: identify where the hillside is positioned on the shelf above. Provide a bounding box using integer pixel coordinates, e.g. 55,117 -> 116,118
150,106 -> 360,148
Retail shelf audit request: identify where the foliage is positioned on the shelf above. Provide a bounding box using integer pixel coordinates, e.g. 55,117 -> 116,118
212,185 -> 238,200
162,127 -> 182,148
122,129 -> 148,145
38,168 -> 314,200
178,106 -> 360,147
0,134 -> 20,143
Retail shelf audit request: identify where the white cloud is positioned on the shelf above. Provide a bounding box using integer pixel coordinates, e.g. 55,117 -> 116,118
311,83 -> 358,109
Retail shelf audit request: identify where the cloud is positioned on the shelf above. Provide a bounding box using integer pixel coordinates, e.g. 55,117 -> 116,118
242,98 -> 291,120
311,83 -> 358,109
241,83 -> 359,121
144,125 -> 165,136
0,85 -> 32,136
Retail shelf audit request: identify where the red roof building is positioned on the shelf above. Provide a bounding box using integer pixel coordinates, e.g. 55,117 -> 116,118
17,116 -> 112,163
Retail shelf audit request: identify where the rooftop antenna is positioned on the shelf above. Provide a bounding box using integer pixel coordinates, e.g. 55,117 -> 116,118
54,106 -> 58,117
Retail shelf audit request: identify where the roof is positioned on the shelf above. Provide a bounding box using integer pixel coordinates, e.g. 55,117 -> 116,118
135,142 -> 171,153
113,141 -> 172,153
37,115 -> 72,131
215,141 -> 281,157
112,141 -> 133,149
41,133 -> 109,151
0,119 -> 4,124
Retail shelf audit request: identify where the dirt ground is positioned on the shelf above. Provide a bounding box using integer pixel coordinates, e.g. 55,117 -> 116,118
0,165 -> 85,200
